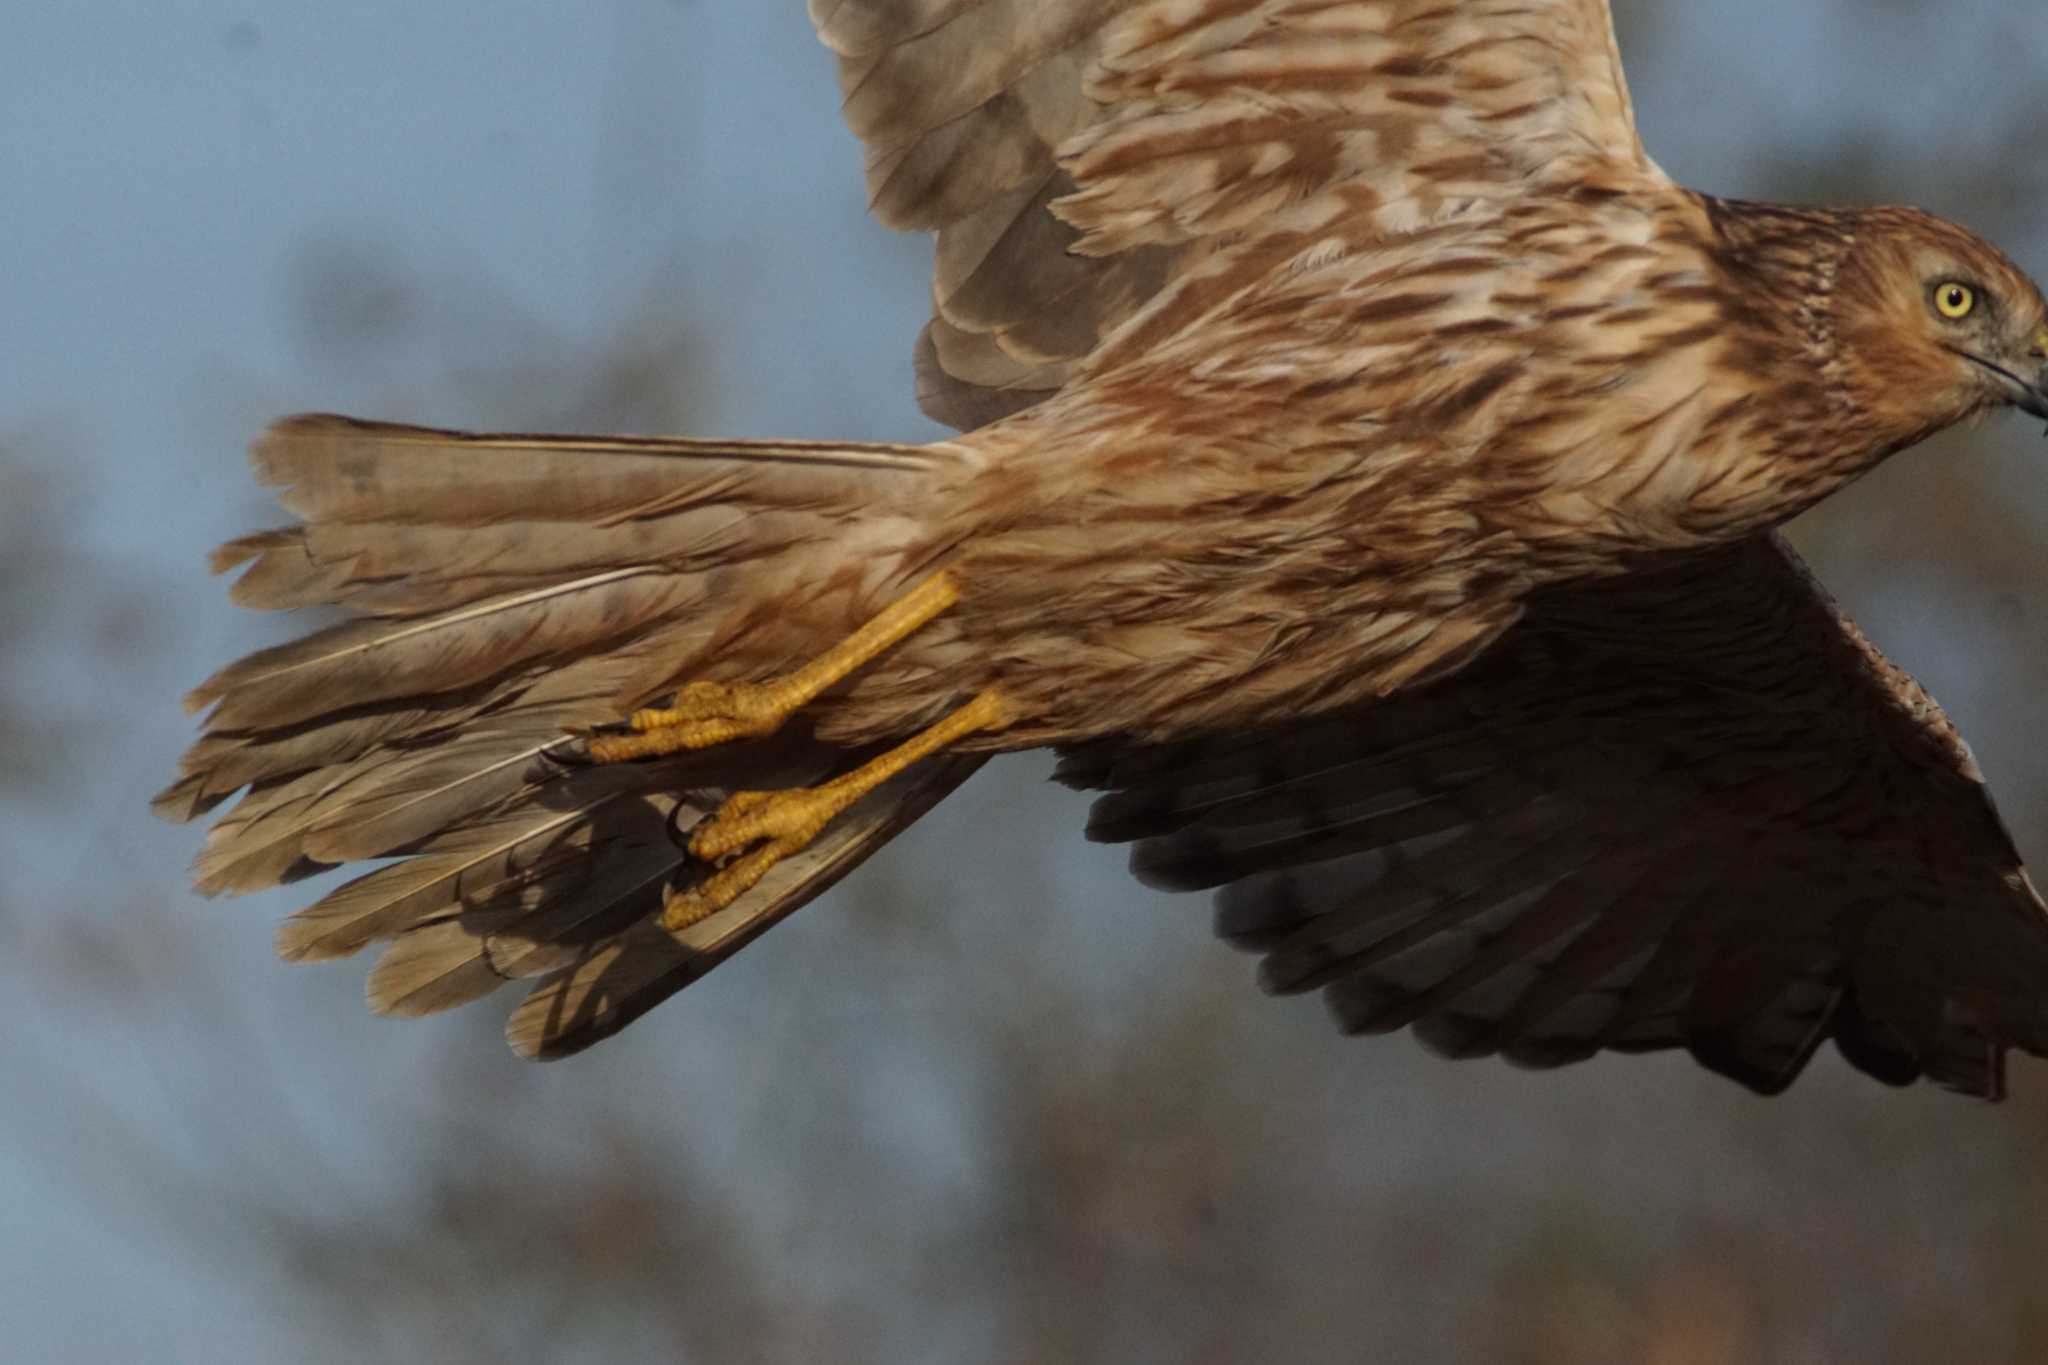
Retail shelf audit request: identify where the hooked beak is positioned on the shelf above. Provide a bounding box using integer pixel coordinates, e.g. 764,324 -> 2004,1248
2031,328 -> 2048,421
2021,326 -> 2048,420
2021,376 -> 2048,422
1954,333 -> 2048,421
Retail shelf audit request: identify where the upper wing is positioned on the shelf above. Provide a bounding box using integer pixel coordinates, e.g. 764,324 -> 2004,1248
812,0 -> 1655,428
1061,535 -> 2048,1098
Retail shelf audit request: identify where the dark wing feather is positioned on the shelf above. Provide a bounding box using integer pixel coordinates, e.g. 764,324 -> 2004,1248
1063,535 -> 2048,1098
812,0 -> 1655,428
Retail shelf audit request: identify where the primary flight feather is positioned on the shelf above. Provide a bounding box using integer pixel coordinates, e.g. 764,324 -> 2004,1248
163,0 -> 2048,1097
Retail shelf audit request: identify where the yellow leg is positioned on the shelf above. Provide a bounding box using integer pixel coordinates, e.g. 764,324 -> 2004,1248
588,570 -> 961,763
660,688 -> 1011,932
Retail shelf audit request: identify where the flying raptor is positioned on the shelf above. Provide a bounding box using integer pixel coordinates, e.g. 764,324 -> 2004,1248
161,0 -> 2048,1097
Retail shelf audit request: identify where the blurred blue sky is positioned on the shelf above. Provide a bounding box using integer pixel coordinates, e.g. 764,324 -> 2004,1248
5,3 -> 2048,1361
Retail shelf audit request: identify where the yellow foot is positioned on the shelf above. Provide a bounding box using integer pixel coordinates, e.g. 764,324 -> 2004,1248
586,681 -> 794,762
659,842 -> 793,932
658,688 -> 1011,932
586,570 -> 962,765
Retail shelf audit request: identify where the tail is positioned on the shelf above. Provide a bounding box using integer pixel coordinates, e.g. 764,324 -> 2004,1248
157,414 -> 984,1058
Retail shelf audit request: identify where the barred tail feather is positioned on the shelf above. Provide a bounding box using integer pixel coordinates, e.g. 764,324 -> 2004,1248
503,754 -> 983,1059
161,414 -> 971,1058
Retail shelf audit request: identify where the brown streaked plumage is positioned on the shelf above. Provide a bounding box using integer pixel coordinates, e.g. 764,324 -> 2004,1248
162,1 -> 2048,1094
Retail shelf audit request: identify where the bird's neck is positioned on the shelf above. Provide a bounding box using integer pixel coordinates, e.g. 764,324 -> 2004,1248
1696,195 -> 1855,388
1686,195 -> 1912,517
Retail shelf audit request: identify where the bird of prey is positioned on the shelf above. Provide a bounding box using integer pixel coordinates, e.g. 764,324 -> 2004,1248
160,1 -> 2048,1097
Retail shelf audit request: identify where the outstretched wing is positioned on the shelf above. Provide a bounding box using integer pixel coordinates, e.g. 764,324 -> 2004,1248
812,0 -> 1655,428
1063,535 -> 2048,1098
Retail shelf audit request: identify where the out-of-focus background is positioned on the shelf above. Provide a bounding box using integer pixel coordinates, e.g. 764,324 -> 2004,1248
5,3 -> 2047,1361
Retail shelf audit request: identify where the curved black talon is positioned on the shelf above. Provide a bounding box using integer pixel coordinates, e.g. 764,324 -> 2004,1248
537,736 -> 598,771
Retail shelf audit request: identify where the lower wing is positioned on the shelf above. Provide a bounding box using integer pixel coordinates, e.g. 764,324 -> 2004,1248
1062,534 -> 2048,1098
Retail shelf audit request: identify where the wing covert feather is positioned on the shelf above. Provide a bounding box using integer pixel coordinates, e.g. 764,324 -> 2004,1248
812,0 -> 1654,429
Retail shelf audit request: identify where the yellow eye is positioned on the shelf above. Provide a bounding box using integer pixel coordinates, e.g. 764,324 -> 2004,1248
1935,282 -> 1976,319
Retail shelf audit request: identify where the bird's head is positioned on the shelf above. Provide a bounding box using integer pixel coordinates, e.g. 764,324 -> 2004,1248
1830,207 -> 2048,435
